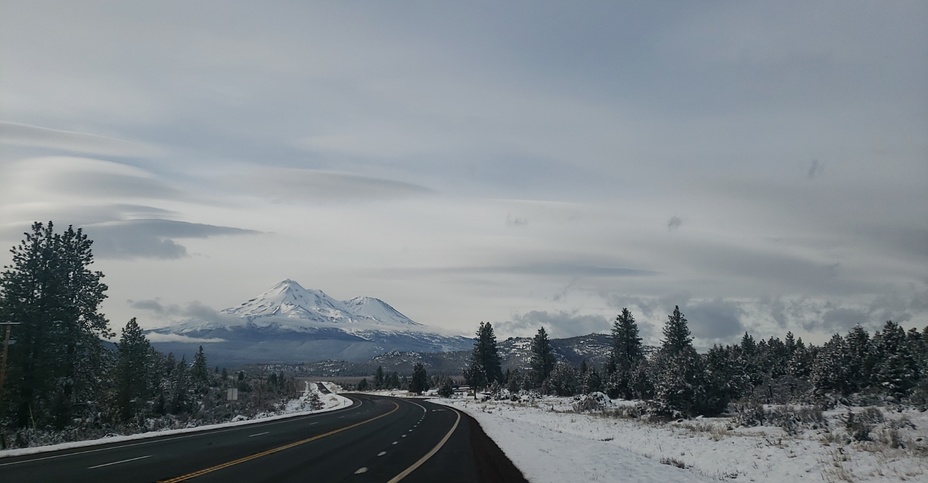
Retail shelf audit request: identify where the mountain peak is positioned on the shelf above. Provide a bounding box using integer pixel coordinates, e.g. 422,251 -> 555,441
219,280 -> 422,329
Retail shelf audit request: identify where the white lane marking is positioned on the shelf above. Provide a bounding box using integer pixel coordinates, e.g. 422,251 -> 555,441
377,451 -> 387,457
248,432 -> 269,438
87,455 -> 151,469
392,441 -> 398,445
355,467 -> 368,474
387,405 -> 462,483
401,434 -> 406,438
308,422 -> 319,426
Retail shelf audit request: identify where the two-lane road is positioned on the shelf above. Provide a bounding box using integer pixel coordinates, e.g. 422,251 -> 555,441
0,394 -> 525,483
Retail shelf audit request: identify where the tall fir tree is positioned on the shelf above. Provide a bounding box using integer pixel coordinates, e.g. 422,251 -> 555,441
652,306 -> 706,416
0,222 -> 112,428
530,327 -> 556,388
606,308 -> 644,399
465,322 -> 503,393
114,318 -> 154,422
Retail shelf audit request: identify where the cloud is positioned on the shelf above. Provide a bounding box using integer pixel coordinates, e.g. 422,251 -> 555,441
495,310 -> 611,339
0,121 -> 163,158
226,168 -> 433,203
667,216 -> 682,231
682,299 -> 746,342
85,219 -> 260,259
146,333 -> 225,343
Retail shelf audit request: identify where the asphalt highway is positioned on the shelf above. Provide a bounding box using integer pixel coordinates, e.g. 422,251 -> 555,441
0,394 -> 525,483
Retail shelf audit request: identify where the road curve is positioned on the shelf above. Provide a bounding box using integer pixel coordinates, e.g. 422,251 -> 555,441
0,394 -> 525,483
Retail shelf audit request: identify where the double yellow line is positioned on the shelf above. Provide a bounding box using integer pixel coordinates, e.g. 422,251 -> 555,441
159,400 -> 400,482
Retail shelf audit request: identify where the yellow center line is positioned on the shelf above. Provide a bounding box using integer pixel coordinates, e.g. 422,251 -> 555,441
158,400 -> 400,483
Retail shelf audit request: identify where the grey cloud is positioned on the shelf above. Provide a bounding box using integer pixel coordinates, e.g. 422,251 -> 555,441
667,216 -> 682,231
85,219 -> 260,259
53,171 -> 184,201
496,310 -> 611,339
0,121 -> 162,158
449,263 -> 656,279
683,299 -> 746,343
228,169 -> 433,203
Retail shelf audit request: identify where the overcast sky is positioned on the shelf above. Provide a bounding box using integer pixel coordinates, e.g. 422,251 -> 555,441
1,1 -> 926,347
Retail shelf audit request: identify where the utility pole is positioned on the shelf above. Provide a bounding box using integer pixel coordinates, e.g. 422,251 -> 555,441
0,321 -> 19,450
0,322 -> 20,399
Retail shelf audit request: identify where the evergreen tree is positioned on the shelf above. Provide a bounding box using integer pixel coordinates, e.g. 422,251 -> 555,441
374,366 -> 385,389
529,327 -> 555,388
169,356 -> 191,414
409,362 -> 429,395
357,378 -> 369,391
652,306 -> 706,416
844,325 -> 873,393
874,320 -> 919,399
466,322 -> 503,392
191,346 -> 210,394
0,222 -> 112,428
606,308 -> 644,399
114,318 -> 153,422
811,333 -> 849,396
543,362 -> 579,396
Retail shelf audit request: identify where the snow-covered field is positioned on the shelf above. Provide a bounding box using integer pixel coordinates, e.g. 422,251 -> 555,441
435,394 -> 928,483
0,381 -> 352,458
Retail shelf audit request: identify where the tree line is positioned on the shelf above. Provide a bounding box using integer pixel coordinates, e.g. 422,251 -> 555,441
0,222 -> 299,448
464,306 -> 928,417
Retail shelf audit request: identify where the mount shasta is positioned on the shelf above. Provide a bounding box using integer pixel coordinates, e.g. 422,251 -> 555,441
146,280 -> 472,365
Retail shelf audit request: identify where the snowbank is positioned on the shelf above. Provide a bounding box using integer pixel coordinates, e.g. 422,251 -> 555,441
436,395 -> 928,482
0,381 -> 353,459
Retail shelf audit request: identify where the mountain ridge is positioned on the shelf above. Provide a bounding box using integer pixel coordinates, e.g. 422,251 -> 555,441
147,279 -> 469,365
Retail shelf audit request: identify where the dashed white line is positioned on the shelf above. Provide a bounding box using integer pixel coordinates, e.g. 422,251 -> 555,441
355,467 -> 368,474
248,432 -> 269,438
87,455 -> 152,469
377,451 -> 387,457
392,441 -> 398,445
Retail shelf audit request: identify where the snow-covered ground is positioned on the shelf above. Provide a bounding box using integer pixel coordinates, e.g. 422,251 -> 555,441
0,381 -> 352,458
435,394 -> 928,483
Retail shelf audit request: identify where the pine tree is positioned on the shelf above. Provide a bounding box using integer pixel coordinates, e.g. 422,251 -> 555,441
606,308 -> 644,399
466,322 -> 503,393
191,346 -> 210,394
652,306 -> 706,416
357,378 -> 369,391
114,318 -> 154,422
410,362 -> 429,395
874,321 -> 919,399
811,333 -> 848,396
374,366 -> 385,390
530,327 -> 555,388
0,222 -> 112,428
543,362 -> 579,396
844,325 -> 873,393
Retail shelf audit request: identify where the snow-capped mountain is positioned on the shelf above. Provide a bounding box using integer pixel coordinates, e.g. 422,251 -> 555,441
147,280 -> 467,365
220,279 -> 423,329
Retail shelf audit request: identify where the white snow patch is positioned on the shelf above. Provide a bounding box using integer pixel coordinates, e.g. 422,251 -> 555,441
434,395 -> 928,483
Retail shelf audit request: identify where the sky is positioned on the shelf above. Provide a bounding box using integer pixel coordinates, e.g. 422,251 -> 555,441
1,1 -> 926,348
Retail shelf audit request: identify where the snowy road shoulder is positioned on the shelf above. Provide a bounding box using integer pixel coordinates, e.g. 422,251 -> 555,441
0,381 -> 353,459
435,395 -> 928,483
434,397 -> 711,483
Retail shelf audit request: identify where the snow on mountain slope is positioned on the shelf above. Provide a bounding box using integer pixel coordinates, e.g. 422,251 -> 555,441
344,296 -> 423,327
222,279 -> 352,322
